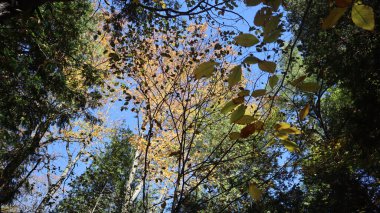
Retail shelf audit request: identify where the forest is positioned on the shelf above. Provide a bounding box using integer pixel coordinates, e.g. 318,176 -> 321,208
0,0 -> 379,212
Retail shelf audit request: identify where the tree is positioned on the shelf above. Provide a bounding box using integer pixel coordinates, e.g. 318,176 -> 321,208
55,127 -> 138,212
0,0 -> 108,204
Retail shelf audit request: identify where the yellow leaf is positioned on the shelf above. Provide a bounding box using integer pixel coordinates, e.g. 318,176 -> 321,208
351,4 -> 375,31
234,34 -> 259,47
321,7 -> 347,29
228,66 -> 242,87
274,122 -> 291,131
299,103 -> 310,120
276,132 -> 289,140
280,127 -> 301,135
281,140 -> 299,152
258,60 -> 276,73
251,89 -> 267,97
193,61 -> 218,79
248,182 -> 262,201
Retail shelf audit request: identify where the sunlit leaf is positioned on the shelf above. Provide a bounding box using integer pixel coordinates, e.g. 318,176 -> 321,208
251,89 -> 267,97
228,66 -> 242,87
321,7 -> 347,29
352,4 -> 375,31
297,82 -> 320,93
299,103 -> 310,120
229,132 -> 241,140
243,56 -> 260,64
230,105 -> 246,123
248,182 -> 262,201
274,122 -> 291,131
269,75 -> 279,88
258,60 -> 276,73
281,140 -> 300,152
193,61 -> 218,79
234,34 -> 259,47
280,127 -> 301,135
265,139 -> 277,148
221,101 -> 238,114
276,131 -> 289,140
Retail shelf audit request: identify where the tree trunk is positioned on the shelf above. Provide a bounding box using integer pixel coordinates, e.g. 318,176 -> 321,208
121,150 -> 141,213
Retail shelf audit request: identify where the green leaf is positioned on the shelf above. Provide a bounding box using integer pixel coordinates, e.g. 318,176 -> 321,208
351,4 -> 375,31
297,82 -> 320,93
299,103 -> 310,121
263,28 -> 282,43
245,0 -> 261,6
230,105 -> 246,123
229,132 -> 241,140
251,89 -> 267,97
193,61 -> 218,79
243,56 -> 260,64
290,75 -> 306,86
268,75 -> 279,88
235,115 -> 256,125
248,182 -> 262,201
258,60 -> 276,73
221,101 -> 238,114
321,7 -> 347,29
254,7 -> 273,27
281,140 -> 299,152
234,34 -> 259,47
228,66 -> 242,87
238,90 -> 250,97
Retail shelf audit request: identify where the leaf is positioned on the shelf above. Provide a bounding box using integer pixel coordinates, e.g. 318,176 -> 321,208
254,120 -> 265,131
229,132 -> 241,140
248,182 -> 262,201
240,123 -> 256,138
336,0 -> 352,8
321,7 -> 348,29
232,97 -> 245,104
269,75 -> 279,88
299,103 -> 310,120
221,101 -> 238,114
276,132 -> 289,140
258,61 -> 276,73
264,0 -> 281,10
290,75 -> 306,86
193,61 -> 218,79
351,4 -> 375,31
243,56 -> 260,64
280,127 -> 301,135
265,140 -> 277,148
263,28 -> 282,43
281,140 -> 299,152
254,7 -> 273,26
230,105 -> 247,123
228,66 -> 242,87
234,34 -> 259,47
297,82 -> 320,93
235,115 -> 256,125
238,90 -> 250,97
274,122 -> 291,131
251,89 -> 267,97
245,0 -> 261,6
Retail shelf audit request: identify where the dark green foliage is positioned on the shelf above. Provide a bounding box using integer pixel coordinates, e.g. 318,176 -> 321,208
0,1 -> 104,204
55,128 -> 135,212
